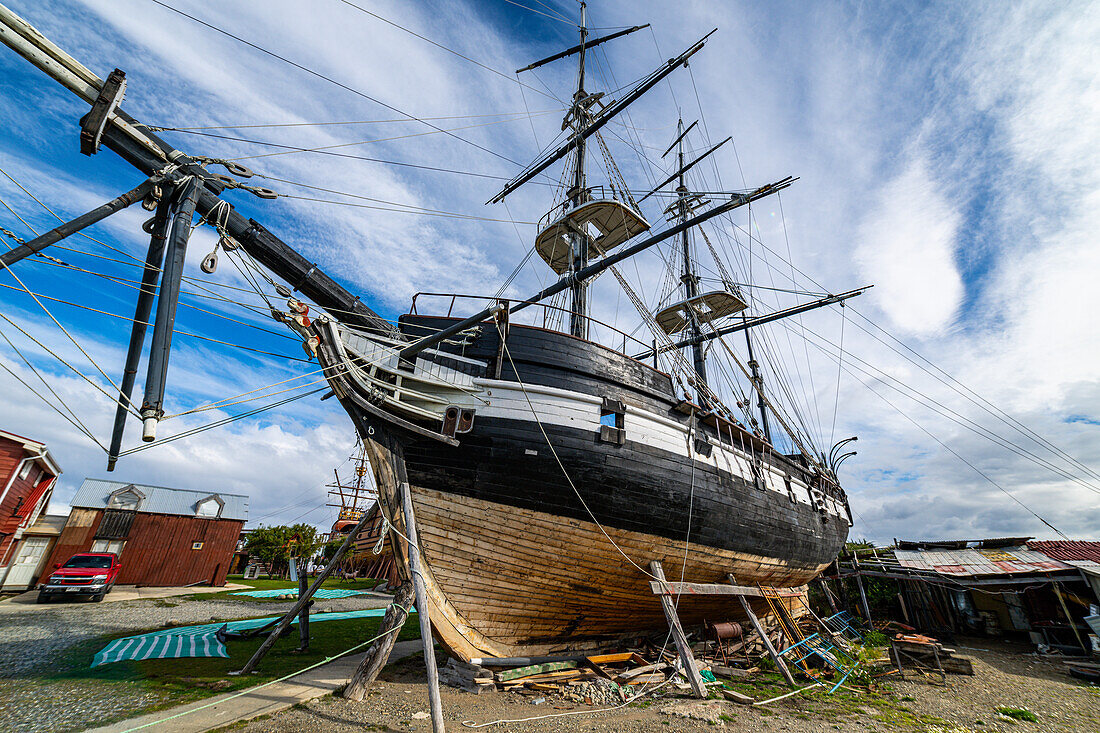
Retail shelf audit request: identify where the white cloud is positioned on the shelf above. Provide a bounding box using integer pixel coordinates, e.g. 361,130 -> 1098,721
855,155 -> 964,337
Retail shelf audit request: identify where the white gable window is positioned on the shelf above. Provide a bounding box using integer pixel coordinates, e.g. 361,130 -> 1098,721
107,486 -> 144,511
195,495 -> 224,519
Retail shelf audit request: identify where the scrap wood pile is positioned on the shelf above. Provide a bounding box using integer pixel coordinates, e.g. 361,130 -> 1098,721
439,651 -> 710,701
437,609 -> 866,704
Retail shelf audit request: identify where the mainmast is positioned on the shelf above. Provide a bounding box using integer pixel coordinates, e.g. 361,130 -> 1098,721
674,118 -> 708,389
567,3 -> 590,339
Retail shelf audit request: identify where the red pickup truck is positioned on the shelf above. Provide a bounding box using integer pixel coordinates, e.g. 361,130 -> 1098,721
37,552 -> 121,603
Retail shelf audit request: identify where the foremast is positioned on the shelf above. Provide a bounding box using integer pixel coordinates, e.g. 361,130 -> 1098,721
567,3 -> 590,339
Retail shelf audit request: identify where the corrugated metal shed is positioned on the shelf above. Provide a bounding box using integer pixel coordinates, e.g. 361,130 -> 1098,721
895,545 -> 1072,576
71,478 -> 248,521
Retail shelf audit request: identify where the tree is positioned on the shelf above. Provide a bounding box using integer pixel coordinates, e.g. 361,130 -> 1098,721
245,524 -> 330,579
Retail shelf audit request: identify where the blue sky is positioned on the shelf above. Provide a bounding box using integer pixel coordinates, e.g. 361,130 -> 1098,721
0,0 -> 1097,543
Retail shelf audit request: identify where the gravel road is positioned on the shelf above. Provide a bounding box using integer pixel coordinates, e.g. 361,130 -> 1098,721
0,592 -> 389,733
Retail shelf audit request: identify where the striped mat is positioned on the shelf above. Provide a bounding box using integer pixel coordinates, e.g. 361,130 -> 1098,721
92,607 -> 394,667
230,588 -> 368,599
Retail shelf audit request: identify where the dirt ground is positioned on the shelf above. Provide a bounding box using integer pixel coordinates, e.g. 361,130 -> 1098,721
230,637 -> 1099,733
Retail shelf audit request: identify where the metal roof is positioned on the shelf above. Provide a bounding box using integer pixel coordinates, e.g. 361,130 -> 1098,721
71,478 -> 248,521
894,545 -> 1072,577
1027,540 -> 1100,563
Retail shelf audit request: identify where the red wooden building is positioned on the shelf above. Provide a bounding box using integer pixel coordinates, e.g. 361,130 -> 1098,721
44,478 -> 248,587
0,430 -> 62,590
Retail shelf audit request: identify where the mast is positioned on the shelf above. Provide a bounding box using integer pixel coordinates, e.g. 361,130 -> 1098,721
674,118 -> 708,390
568,2 -> 590,339
743,322 -> 772,443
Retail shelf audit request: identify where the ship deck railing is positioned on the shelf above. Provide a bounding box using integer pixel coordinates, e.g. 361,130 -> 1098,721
409,291 -> 657,361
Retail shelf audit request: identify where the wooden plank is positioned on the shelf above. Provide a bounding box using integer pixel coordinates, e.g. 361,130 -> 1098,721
585,652 -> 635,664
497,660 -> 579,682
614,662 -> 669,682
650,560 -> 707,699
650,581 -> 763,597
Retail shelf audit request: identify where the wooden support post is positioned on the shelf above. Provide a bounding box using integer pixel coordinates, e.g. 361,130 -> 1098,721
818,578 -> 839,614
401,481 -> 445,732
649,560 -> 707,698
1053,581 -> 1088,653
737,594 -> 796,687
344,581 -> 415,701
853,556 -> 873,626
237,506 -> 378,675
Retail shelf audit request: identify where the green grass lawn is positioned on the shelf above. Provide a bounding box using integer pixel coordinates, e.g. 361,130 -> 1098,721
53,612 -> 421,711
193,574 -> 388,602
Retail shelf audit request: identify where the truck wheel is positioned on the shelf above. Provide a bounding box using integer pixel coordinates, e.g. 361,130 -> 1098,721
92,594 -> 104,602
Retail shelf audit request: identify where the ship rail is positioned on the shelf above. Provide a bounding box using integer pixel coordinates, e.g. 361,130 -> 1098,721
409,291 -> 656,358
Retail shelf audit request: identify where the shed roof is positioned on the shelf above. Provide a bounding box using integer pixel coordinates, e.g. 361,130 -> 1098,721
71,478 -> 248,521
1027,540 -> 1100,563
894,545 -> 1072,577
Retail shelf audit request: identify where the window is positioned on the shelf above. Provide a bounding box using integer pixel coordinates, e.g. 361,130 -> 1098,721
195,495 -> 224,518
598,397 -> 626,445
65,554 -> 114,569
18,462 -> 32,480
89,539 -> 125,556
107,487 -> 144,511
191,541 -> 204,550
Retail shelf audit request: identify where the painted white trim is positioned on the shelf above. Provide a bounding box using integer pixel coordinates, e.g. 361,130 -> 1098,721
473,381 -> 845,518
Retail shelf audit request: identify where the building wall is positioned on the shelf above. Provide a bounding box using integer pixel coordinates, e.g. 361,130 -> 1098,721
0,438 -> 46,563
44,509 -> 243,586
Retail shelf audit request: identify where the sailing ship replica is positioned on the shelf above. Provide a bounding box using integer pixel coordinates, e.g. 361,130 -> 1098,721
0,4 -> 862,661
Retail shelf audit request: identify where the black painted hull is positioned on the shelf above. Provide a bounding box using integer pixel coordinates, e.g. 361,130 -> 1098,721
321,314 -> 850,657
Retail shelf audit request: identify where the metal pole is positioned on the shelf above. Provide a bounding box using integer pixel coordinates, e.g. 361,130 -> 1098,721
402,481 -> 445,731
139,178 -> 199,442
0,178 -> 154,268
106,194 -> 172,470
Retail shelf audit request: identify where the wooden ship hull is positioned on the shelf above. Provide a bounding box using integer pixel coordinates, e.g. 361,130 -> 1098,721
317,314 -> 851,660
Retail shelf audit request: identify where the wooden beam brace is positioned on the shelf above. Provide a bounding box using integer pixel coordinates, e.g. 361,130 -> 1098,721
737,594 -> 796,687
650,581 -> 763,597
649,560 -> 707,698
80,67 -> 126,155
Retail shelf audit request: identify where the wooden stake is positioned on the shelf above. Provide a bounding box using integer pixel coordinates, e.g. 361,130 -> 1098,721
296,558 -> 310,651
344,581 -> 415,701
237,506 -> 377,675
737,594 -> 796,687
401,481 -> 446,732
649,560 -> 707,698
